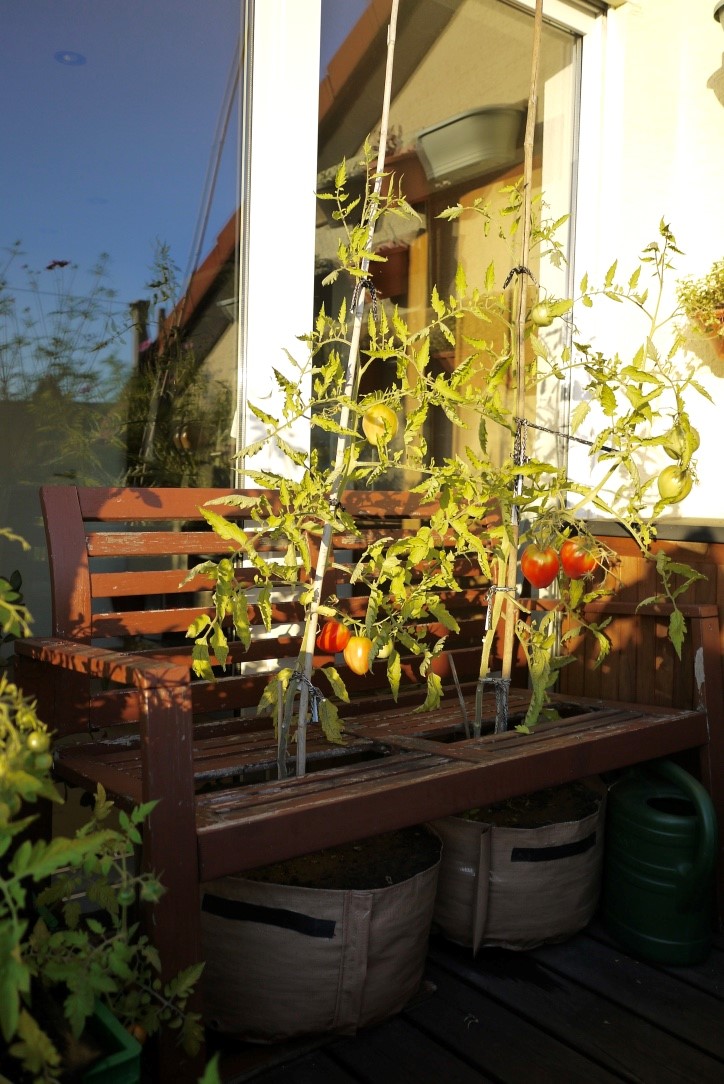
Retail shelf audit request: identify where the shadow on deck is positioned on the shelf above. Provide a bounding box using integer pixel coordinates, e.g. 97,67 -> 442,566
213,918 -> 724,1083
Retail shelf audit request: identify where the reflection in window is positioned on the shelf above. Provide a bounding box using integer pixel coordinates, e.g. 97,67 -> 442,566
0,0 -> 241,632
315,0 -> 578,481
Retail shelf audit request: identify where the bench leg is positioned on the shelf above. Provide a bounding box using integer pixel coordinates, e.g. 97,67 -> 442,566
138,675 -> 207,1082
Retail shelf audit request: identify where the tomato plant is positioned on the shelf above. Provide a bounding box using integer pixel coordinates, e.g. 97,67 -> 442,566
657,465 -> 693,504
520,544 -> 560,588
560,538 -> 597,579
316,619 -> 351,653
361,403 -> 398,445
343,635 -> 374,675
529,301 -> 554,327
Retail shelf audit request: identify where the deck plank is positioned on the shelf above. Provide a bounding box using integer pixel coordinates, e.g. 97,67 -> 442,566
427,936 -> 724,1083
327,1016 -> 489,1083
218,922 -> 724,1083
531,931 -> 724,1059
402,966 -> 622,1083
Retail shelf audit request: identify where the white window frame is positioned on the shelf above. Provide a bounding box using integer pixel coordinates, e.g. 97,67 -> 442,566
234,0 -> 322,483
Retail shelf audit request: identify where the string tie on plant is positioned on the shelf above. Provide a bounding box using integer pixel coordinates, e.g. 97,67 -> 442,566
513,417 -> 529,498
503,264 -> 539,289
292,669 -> 325,723
351,275 -> 379,321
515,416 -> 617,456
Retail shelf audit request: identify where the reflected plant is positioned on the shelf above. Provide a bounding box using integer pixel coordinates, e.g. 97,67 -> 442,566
0,242 -> 234,488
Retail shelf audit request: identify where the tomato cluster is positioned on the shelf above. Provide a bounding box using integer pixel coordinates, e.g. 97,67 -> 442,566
315,621 -> 379,676
520,538 -> 598,588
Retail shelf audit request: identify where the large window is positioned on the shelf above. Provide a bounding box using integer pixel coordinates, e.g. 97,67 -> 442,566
0,0 -> 592,638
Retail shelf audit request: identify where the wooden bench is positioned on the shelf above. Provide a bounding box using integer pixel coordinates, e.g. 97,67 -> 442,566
15,485 -> 724,1082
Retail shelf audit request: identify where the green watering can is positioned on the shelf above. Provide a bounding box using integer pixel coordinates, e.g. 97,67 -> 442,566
602,759 -> 718,965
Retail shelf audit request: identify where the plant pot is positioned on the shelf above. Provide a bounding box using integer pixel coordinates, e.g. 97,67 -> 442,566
416,105 -> 525,187
430,779 -> 606,952
82,1001 -> 142,1084
200,826 -> 441,1041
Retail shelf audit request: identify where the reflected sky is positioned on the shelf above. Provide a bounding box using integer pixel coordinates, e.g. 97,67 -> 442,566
1,0 -> 240,340
1,1 -> 367,368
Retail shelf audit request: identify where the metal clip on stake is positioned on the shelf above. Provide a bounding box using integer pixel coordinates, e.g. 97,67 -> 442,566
292,670 -> 325,724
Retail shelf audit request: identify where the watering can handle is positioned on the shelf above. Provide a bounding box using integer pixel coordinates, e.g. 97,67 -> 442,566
652,759 -> 718,907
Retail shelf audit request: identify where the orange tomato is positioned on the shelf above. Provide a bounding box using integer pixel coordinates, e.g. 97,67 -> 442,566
559,538 -> 597,579
343,635 -> 374,675
520,544 -> 560,589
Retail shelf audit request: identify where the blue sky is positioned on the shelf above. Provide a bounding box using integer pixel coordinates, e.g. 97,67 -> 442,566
1,0 -> 368,343
1,1 -> 243,333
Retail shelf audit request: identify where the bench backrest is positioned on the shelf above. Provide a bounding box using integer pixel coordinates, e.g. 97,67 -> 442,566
37,486 -> 721,740
39,485 -> 495,737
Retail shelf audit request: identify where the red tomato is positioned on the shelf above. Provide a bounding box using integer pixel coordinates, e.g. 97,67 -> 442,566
343,635 -> 373,675
520,544 -> 560,588
316,620 -> 351,653
559,538 -> 597,579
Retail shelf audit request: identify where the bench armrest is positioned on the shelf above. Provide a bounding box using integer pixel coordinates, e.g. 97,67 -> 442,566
16,636 -> 191,690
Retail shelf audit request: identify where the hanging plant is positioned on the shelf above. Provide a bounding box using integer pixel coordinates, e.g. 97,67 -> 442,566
677,256 -> 724,345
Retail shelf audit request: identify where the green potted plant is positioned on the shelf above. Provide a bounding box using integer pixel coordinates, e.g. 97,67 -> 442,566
0,546 -> 204,1084
676,256 -> 724,350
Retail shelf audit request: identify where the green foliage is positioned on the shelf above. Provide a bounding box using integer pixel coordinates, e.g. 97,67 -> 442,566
0,553 -> 32,653
188,163 -> 707,743
676,255 -> 724,338
0,241 -> 233,490
0,674 -> 203,1083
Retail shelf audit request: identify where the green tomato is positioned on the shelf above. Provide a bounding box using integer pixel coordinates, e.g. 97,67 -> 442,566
26,730 -> 50,753
662,420 -> 700,465
529,301 -> 554,327
657,465 -> 693,504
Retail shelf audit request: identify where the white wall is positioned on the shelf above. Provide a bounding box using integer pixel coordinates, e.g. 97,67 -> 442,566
572,0 -> 724,521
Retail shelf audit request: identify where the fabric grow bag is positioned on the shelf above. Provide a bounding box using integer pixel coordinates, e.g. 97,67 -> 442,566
431,780 -> 606,951
200,828 -> 441,1041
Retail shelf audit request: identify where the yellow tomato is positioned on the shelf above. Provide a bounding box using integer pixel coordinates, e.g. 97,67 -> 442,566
361,403 -> 398,445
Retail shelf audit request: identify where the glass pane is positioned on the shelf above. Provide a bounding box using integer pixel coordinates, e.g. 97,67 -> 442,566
315,0 -> 578,481
0,0 -> 241,634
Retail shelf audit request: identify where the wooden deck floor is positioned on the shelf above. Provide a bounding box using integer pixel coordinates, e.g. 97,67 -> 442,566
214,918 -> 724,1083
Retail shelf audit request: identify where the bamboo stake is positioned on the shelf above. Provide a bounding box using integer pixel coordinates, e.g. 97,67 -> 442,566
495,0 -> 544,733
278,0 -> 401,779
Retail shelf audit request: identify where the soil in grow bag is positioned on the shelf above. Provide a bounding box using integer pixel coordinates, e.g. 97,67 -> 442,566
241,826 -> 441,890
459,780 -> 600,828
